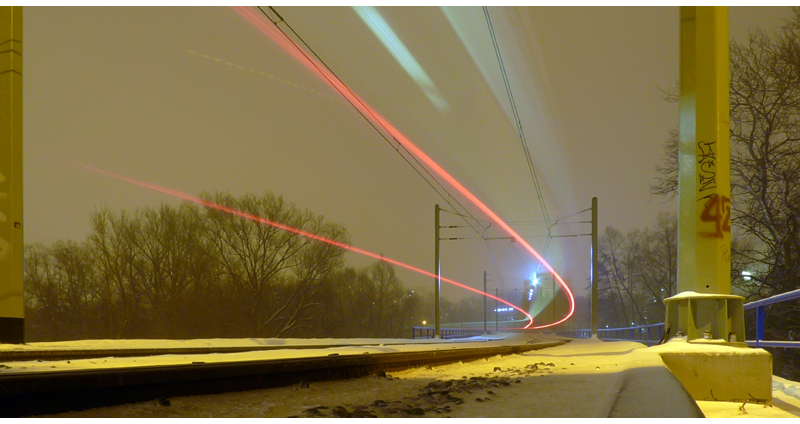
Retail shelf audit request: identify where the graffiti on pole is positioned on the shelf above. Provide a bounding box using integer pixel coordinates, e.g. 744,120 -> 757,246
697,140 -> 718,203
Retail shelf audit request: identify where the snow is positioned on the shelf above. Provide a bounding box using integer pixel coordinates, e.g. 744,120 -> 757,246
694,375 -> 800,418
648,335 -> 760,354
3,334 -> 798,418
0,335 -> 479,352
664,290 -> 744,300
0,334 -> 519,376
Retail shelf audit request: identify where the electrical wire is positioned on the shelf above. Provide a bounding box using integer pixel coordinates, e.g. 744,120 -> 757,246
483,7 -> 553,263
235,6 -> 577,329
258,6 -> 488,238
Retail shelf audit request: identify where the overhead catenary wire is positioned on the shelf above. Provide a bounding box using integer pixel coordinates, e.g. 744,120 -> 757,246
506,207 -> 591,225
483,6 -> 553,271
256,7 -> 569,303
236,6 -> 578,329
258,6 -> 488,238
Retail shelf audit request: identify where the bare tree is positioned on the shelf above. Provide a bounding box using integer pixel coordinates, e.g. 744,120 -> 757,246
651,130 -> 679,199
197,192 -> 348,337
125,204 -> 215,338
596,213 -> 678,328
23,241 -> 99,341
88,208 -> 145,338
729,18 -> 800,297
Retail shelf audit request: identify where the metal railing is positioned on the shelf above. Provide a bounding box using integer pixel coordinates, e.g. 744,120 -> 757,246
557,329 -> 592,339
558,323 -> 664,345
599,323 -> 665,345
412,327 -> 487,340
559,288 -> 800,348
744,288 -> 800,348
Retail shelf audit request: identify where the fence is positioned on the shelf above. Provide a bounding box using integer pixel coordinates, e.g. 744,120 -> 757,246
599,323 -> 665,345
412,327 -> 487,340
557,324 -> 664,346
744,288 -> 800,348
559,288 -> 800,348
557,329 -> 591,339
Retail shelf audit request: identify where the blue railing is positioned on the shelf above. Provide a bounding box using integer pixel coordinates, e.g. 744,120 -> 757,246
559,289 -> 800,348
599,323 -> 665,345
558,324 -> 664,345
412,326 -> 487,340
558,323 -> 664,345
744,288 -> 800,348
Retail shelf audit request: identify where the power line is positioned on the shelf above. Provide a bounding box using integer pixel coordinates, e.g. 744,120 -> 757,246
483,7 -> 553,257
258,6 -> 488,238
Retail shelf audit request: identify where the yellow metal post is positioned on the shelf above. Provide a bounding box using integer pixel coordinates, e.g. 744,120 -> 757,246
666,6 -> 743,344
693,6 -> 731,295
0,6 -> 24,343
676,6 -> 698,295
657,9 -> 770,404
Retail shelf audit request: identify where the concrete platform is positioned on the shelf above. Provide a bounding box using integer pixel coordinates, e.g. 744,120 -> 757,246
652,337 -> 773,403
0,334 -> 726,417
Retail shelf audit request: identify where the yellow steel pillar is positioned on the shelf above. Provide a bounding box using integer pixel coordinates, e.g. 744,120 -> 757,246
0,6 -> 24,344
692,6 -> 731,295
665,6 -> 744,344
657,8 -> 770,404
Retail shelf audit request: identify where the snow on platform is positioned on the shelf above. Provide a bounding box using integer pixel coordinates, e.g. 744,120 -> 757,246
0,333 -> 527,376
7,334 -> 799,418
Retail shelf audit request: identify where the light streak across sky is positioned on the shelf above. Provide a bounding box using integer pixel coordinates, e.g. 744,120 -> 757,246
352,6 -> 449,113
83,165 -> 534,329
231,6 -> 575,329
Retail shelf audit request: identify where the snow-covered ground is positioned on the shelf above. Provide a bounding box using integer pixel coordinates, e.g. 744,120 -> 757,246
0,333 -> 525,375
4,334 -> 799,418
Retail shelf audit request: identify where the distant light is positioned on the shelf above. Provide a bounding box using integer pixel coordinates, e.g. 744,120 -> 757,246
532,273 -> 539,286
742,271 -> 752,281
422,320 -> 427,325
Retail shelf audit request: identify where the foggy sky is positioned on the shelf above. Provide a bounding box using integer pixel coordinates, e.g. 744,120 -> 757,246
22,7 -> 795,313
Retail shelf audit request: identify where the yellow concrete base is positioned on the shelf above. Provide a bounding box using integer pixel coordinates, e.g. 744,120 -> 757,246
657,341 -> 772,404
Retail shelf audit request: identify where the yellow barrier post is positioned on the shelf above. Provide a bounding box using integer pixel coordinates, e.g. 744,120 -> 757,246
0,6 -> 24,343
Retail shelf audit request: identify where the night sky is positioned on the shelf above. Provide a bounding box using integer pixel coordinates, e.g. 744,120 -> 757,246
22,6 -> 795,309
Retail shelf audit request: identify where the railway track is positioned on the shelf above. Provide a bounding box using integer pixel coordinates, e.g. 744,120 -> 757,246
0,338 -> 565,417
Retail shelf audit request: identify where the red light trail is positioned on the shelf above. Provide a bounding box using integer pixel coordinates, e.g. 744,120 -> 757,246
231,6 -> 575,329
83,165 -> 533,328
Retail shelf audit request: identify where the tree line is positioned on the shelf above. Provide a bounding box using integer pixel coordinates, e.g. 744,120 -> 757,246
23,192 -> 422,341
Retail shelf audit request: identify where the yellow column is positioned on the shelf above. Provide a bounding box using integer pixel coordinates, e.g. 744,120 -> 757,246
0,6 -> 24,343
677,6 -> 731,296
660,9 -> 768,403
667,6 -> 741,344
676,7 -> 697,294
693,6 -> 731,295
